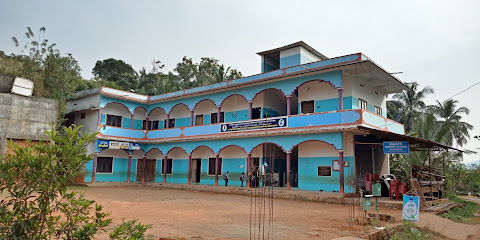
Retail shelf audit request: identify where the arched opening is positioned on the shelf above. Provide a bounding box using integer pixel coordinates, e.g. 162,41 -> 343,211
190,146 -> 216,183
220,94 -> 248,123
296,80 -> 338,114
250,143 -> 286,187
169,104 -> 190,128
144,148 -> 164,182
193,99 -> 217,125
218,145 -> 247,187
102,102 -> 131,128
133,107 -> 147,130
165,147 -> 189,183
148,107 -> 167,130
293,140 -> 346,192
251,88 -> 287,119
93,148 -> 129,182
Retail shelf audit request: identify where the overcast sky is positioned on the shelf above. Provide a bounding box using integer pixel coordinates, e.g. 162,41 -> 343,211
1,0 -> 479,163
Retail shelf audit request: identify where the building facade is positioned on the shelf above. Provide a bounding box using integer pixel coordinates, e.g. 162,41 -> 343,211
67,42 -> 407,193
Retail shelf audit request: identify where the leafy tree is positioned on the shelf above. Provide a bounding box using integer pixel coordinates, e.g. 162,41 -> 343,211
430,99 -> 473,147
92,58 -> 138,91
0,125 -> 150,239
197,57 -> 219,85
174,56 -> 197,88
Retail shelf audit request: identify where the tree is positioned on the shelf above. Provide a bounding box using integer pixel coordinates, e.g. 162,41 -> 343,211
0,125 -> 150,239
387,82 -> 434,133
430,99 -> 473,147
174,56 -> 197,88
92,58 -> 138,91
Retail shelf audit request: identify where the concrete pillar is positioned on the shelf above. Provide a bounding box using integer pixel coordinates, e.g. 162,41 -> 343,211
190,110 -> 194,126
286,95 -> 291,116
166,114 -> 170,128
142,155 -> 146,184
130,114 -> 134,129
248,101 -> 253,120
247,153 -> 251,188
96,108 -> 102,130
145,117 -> 149,130
127,154 -> 132,182
338,88 -> 343,111
286,151 -> 291,190
215,154 -> 220,186
217,106 -> 221,123
92,153 -> 98,182
339,150 -> 344,193
188,154 -> 192,185
163,155 -> 168,183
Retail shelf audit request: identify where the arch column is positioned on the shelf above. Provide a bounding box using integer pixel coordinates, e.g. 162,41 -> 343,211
338,88 -> 343,111
247,152 -> 251,188
145,116 -> 149,130
286,95 -> 291,116
248,101 -> 253,120
127,154 -> 132,182
166,114 -> 170,128
190,110 -> 194,126
163,155 -> 168,183
141,155 -> 146,184
92,153 -> 98,182
286,151 -> 291,190
217,106 -> 221,123
96,108 -> 102,130
187,154 -> 192,185
215,153 -> 220,186
339,150 -> 344,193
130,114 -> 134,129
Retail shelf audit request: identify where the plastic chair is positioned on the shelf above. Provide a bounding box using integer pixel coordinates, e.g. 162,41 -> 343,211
398,182 -> 409,199
373,174 -> 380,182
365,173 -> 373,194
389,179 -> 398,199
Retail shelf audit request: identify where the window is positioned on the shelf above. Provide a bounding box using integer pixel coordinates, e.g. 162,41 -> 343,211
210,112 -> 224,124
208,157 -> 222,175
164,118 -> 175,128
195,115 -> 203,125
161,158 -> 172,174
80,113 -> 85,119
252,107 -> 261,119
358,99 -> 368,110
301,101 -> 314,114
96,157 -> 113,173
151,120 -> 159,130
106,114 -> 122,127
375,106 -> 382,116
317,166 -> 331,176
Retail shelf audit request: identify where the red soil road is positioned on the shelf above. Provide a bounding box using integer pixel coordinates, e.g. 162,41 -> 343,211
80,185 -> 405,240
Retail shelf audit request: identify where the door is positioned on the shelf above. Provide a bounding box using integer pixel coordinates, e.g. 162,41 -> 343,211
252,107 -> 261,119
136,159 -> 156,182
301,101 -> 314,114
191,158 -> 201,183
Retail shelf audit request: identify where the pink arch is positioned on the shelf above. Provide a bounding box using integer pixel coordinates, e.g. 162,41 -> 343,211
133,106 -> 147,112
190,145 -> 216,155
251,88 -> 286,103
290,79 -> 338,97
290,139 -> 340,152
103,102 -> 131,114
168,103 -> 190,115
218,144 -> 248,155
148,106 -> 167,118
166,146 -> 189,157
220,94 -> 249,107
145,148 -> 164,156
250,142 -> 287,153
193,99 -> 217,111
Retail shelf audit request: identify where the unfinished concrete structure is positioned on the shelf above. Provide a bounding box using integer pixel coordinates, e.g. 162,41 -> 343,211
0,74 -> 58,155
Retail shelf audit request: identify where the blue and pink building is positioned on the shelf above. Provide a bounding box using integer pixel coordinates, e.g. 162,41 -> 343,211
66,41 -> 407,193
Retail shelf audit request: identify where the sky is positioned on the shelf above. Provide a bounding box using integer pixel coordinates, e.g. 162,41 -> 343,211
1,0 -> 479,163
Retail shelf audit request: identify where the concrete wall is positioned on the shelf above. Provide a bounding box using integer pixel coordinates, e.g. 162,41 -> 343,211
0,75 -> 14,93
0,93 -> 58,154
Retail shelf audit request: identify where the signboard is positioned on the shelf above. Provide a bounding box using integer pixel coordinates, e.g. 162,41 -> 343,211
220,117 -> 287,133
97,140 -> 140,150
402,195 -> 419,221
383,141 -> 410,154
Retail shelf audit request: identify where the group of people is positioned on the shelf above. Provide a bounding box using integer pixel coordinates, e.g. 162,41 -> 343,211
223,163 -> 267,188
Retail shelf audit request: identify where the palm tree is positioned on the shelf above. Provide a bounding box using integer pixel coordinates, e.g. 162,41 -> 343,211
387,82 -> 434,133
430,99 -> 473,147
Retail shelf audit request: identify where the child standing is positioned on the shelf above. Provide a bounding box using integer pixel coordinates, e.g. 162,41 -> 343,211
240,172 -> 245,187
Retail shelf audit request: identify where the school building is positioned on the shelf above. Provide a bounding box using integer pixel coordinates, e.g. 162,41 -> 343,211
67,41 -> 412,193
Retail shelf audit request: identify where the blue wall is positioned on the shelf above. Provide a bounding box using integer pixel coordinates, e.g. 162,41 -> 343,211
133,119 -> 143,130
85,158 -> 138,182
165,159 -> 188,184
314,98 -> 339,113
298,156 -> 354,192
174,117 -> 190,127
224,110 -> 249,122
280,54 -> 301,69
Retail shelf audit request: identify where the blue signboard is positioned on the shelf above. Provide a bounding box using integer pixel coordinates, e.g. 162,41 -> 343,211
402,195 -> 419,221
97,140 -> 140,150
98,140 -> 110,148
383,141 -> 410,154
221,117 -> 287,133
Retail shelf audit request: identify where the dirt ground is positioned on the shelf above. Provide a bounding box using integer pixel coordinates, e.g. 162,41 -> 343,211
79,185 -> 407,240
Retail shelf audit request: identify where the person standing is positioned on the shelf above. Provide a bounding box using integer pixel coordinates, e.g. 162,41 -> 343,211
224,171 -> 230,186
240,172 -> 245,187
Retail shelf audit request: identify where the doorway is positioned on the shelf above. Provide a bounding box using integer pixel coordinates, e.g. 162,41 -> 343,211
191,158 -> 201,183
136,159 -> 156,182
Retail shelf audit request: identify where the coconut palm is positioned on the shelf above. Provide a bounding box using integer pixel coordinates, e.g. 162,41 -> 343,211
387,82 -> 434,133
430,99 -> 473,147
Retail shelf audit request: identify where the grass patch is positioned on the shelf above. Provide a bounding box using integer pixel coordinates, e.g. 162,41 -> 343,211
440,196 -> 480,224
389,221 -> 443,240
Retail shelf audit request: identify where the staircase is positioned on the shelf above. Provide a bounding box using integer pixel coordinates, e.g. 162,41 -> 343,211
409,178 -> 430,210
